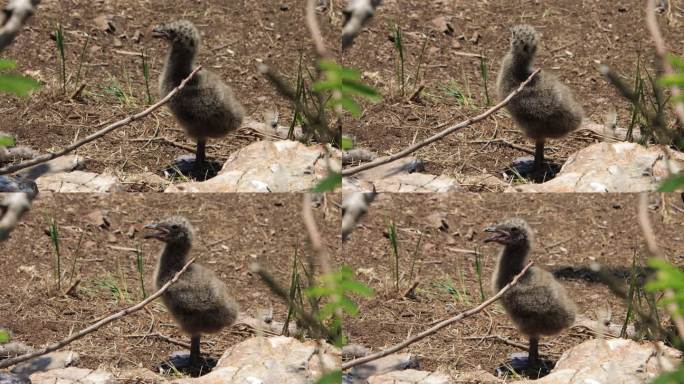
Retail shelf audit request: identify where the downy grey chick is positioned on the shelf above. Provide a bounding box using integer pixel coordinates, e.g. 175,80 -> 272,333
152,20 -> 244,173
145,216 -> 239,366
484,218 -> 576,366
496,25 -> 583,176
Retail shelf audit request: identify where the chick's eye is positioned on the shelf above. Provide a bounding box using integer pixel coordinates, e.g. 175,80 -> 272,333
171,225 -> 179,230
511,227 -> 519,233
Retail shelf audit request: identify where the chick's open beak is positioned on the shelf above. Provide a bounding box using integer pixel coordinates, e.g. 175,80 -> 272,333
144,223 -> 168,240
483,226 -> 510,243
151,26 -> 167,38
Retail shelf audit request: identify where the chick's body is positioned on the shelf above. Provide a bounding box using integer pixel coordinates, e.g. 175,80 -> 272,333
495,266 -> 576,338
496,24 -> 583,141
486,218 -> 576,365
155,263 -> 239,336
154,20 -> 244,165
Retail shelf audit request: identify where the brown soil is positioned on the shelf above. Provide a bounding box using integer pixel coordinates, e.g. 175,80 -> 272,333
3,1 -> 682,191
342,193 -> 684,377
1,0 -> 326,191
340,0 -> 684,190
0,193 -> 341,375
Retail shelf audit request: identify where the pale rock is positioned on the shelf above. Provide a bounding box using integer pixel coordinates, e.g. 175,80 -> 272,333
345,353 -> 418,382
367,369 -> 451,384
166,141 -> 340,193
35,171 -> 123,193
12,351 -> 79,377
507,143 -> 684,193
343,157 -> 461,193
171,336 -> 340,384
29,367 -> 115,384
509,338 -> 682,384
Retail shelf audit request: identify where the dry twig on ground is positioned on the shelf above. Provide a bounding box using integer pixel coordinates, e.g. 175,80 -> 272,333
0,257 -> 196,369
341,261 -> 534,370
0,66 -> 203,176
341,69 -> 541,177
0,0 -> 40,51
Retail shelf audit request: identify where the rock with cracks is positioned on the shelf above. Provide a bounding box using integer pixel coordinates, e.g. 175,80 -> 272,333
29,367 -> 115,384
166,141 -> 341,193
171,336 -> 340,384
343,157 -> 461,193
509,338 -> 682,384
366,369 -> 451,384
507,142 -> 684,193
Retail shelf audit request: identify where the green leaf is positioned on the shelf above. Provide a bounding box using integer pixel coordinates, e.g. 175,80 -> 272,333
0,59 -> 17,71
658,172 -> 684,192
659,74 -> 684,88
0,135 -> 16,147
329,96 -> 362,117
341,80 -> 381,101
338,280 -> 374,297
0,329 -> 10,344
0,74 -> 41,97
341,136 -> 354,151
312,172 -> 341,193
651,364 -> 684,384
314,370 -> 342,384
668,54 -> 684,72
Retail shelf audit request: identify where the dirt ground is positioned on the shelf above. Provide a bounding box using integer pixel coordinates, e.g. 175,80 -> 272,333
0,193 -> 341,376
340,0 -> 684,190
1,0 -> 335,191
3,1 -> 683,191
342,193 -> 684,377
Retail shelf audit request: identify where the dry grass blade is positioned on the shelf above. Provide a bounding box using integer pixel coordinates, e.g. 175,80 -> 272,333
0,65 -> 203,176
341,261 -> 534,370
0,257 -> 196,369
341,69 -> 541,177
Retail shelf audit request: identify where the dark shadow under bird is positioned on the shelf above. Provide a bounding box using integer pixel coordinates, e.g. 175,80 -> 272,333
484,218 -> 576,378
152,20 -> 244,181
496,25 -> 583,182
144,216 -> 239,374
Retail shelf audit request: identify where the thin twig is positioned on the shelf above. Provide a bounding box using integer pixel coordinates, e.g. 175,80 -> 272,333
341,69 -> 541,176
645,0 -> 684,125
302,193 -> 331,275
0,0 -> 40,52
341,261 -> 534,370
637,193 -> 684,338
306,0 -> 329,58
0,66 -> 202,175
0,257 -> 196,369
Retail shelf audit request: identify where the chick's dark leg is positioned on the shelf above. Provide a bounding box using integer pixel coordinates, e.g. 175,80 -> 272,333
528,336 -> 539,366
195,139 -> 207,167
534,139 -> 545,173
190,335 -> 201,366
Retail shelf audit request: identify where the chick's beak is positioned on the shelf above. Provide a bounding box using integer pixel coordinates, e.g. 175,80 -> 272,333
143,223 -> 168,240
151,26 -> 167,38
483,226 -> 510,243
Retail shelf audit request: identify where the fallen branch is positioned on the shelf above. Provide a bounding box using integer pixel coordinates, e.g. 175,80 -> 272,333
0,65 -> 202,176
341,261 -> 534,370
0,257 -> 196,369
0,192 -> 31,241
0,0 -> 40,51
341,69 -> 541,177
